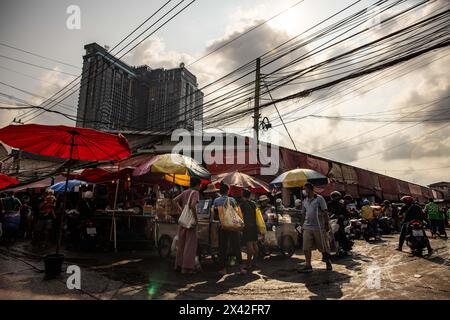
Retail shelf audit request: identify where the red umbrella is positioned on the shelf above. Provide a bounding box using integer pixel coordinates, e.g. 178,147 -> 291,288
0,124 -> 131,254
78,166 -> 134,183
0,124 -> 131,161
0,174 -> 20,189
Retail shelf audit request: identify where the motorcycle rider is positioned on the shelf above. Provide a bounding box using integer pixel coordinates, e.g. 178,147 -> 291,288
396,195 -> 433,255
361,199 -> 381,240
328,191 -> 352,255
380,200 -> 393,233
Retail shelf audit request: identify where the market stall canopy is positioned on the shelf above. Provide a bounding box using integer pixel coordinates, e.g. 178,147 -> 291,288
0,124 -> 131,161
305,156 -> 329,176
211,171 -> 269,194
279,148 -> 308,171
270,168 -> 329,189
49,179 -> 90,193
68,166 -> 134,183
133,153 -> 210,187
0,173 -> 19,189
3,175 -> 65,192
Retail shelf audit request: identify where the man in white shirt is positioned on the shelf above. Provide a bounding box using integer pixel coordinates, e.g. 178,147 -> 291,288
298,183 -> 332,272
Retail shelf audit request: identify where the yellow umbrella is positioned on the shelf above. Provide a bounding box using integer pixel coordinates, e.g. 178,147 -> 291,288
270,168 -> 329,188
133,153 -> 211,186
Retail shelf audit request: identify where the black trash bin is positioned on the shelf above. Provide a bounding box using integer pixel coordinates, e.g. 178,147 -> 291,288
44,253 -> 64,278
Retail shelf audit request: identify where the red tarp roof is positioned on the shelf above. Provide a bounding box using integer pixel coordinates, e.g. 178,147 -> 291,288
4,175 -> 65,192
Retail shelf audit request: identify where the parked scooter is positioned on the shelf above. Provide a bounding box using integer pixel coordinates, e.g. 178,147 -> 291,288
361,219 -> 378,242
349,218 -> 362,240
378,216 -> 394,235
329,216 -> 353,256
406,219 -> 428,257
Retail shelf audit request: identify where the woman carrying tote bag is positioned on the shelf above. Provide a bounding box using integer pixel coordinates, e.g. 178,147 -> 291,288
213,183 -> 247,275
173,177 -> 201,274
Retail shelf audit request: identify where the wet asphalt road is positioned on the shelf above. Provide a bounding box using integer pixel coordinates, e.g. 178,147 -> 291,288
0,232 -> 449,300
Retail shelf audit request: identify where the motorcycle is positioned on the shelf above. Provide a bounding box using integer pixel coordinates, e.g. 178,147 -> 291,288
406,220 -> 428,257
329,216 -> 353,256
80,219 -> 97,251
361,219 -> 377,242
378,216 -> 393,235
349,218 -> 362,240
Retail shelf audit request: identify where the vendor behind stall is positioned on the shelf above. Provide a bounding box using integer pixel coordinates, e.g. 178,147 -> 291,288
78,191 -> 95,221
258,195 -> 271,221
202,183 -> 220,220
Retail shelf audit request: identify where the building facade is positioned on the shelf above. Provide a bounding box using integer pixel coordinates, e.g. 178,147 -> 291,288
76,43 -> 203,131
428,182 -> 450,200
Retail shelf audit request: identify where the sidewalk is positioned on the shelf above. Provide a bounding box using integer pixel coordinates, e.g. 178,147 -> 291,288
0,244 -> 150,300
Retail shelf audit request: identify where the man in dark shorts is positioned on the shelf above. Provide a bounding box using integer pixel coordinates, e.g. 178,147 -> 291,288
240,189 -> 258,269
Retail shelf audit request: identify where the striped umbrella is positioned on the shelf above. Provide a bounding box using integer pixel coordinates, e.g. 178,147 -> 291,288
133,153 -> 210,187
270,168 -> 328,188
211,171 -> 269,194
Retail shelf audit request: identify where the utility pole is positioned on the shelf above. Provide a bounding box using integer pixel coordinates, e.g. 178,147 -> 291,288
253,57 -> 261,159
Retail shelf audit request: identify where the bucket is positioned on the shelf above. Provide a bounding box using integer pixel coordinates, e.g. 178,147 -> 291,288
44,253 -> 64,278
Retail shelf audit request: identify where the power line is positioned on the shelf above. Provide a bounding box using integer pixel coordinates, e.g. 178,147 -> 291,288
21,0 -> 198,123
0,54 -> 78,77
0,65 -> 65,89
15,0 -> 185,122
0,42 -> 80,69
352,122 -> 450,162
187,0 -> 306,66
368,165 -> 450,172
23,0 -> 363,126
262,80 -> 298,151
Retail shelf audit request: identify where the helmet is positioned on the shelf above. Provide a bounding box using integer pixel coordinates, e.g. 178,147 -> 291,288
343,194 -> 354,201
295,199 -> 302,206
276,198 -> 282,205
383,200 -> 391,205
83,191 -> 93,199
362,199 -> 370,206
330,191 -> 342,200
401,195 -> 414,204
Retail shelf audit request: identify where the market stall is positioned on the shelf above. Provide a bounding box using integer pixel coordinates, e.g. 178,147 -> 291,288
87,153 -> 213,253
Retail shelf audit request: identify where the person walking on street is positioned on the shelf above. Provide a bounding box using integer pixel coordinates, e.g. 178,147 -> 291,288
425,198 -> 447,239
298,183 -> 332,273
19,195 -> 33,239
240,189 -> 259,270
173,177 -> 201,275
34,189 -> 56,248
213,183 -> 247,275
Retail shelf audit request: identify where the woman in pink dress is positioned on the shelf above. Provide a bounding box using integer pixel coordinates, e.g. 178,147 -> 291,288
173,177 -> 201,274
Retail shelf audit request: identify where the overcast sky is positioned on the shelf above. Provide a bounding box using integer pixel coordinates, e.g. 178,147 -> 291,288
0,0 -> 449,185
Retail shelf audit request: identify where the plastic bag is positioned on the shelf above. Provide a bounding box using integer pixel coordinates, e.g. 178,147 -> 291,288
219,197 -> 244,231
178,191 -> 196,229
256,207 -> 266,234
171,235 -> 178,253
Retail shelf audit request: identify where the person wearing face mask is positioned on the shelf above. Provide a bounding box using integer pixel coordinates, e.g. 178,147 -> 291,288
298,183 -> 332,273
